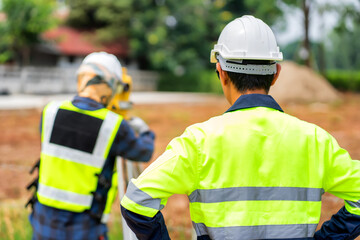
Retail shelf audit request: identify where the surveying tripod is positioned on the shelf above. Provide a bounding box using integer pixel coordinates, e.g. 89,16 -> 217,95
107,67 -> 142,240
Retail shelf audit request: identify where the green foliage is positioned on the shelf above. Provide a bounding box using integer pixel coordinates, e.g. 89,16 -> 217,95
0,0 -> 56,65
66,0 -> 131,43
326,23 -> 360,71
129,0 -> 227,73
281,40 -> 323,65
244,0 -> 284,26
65,0 -> 257,75
157,70 -> 223,93
326,70 -> 360,92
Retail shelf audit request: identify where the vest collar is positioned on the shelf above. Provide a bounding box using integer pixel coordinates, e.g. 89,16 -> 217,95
72,95 -> 104,110
225,94 -> 283,113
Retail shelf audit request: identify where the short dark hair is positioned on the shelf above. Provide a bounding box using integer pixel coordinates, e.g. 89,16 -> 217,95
225,60 -> 275,94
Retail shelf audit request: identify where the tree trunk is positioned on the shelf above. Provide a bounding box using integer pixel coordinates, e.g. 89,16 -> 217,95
318,42 -> 326,76
302,0 -> 311,68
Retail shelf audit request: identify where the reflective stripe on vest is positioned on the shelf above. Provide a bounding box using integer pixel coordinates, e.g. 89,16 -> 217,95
126,180 -> 164,211
101,213 -> 110,223
188,186 -> 324,203
38,100 -> 122,221
193,222 -> 317,239
38,183 -> 93,207
346,200 -> 360,208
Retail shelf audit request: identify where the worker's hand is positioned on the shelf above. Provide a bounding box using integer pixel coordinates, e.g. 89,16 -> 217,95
128,117 -> 150,134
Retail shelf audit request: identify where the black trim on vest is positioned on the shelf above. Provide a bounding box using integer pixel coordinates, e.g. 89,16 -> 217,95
50,109 -> 103,153
88,157 -> 116,222
26,158 -> 40,210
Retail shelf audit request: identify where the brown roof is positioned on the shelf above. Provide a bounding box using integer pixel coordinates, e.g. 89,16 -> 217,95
42,26 -> 128,57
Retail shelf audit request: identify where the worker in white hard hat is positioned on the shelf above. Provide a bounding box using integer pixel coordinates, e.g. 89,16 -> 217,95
120,16 -> 360,239
28,52 -> 155,240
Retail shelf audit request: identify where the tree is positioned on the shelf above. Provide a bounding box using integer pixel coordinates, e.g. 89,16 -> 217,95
66,0 -> 131,43
243,0 -> 285,27
128,0 -> 225,73
326,24 -> 360,70
66,0 -> 253,74
0,0 -> 56,65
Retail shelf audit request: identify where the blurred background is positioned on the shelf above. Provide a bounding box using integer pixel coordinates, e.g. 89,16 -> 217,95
0,0 -> 359,94
0,0 -> 360,239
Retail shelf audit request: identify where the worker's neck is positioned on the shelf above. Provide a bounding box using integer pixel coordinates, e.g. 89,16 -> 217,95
228,88 -> 267,105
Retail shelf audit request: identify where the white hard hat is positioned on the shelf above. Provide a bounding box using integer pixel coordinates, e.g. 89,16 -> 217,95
82,52 -> 122,80
210,15 -> 283,64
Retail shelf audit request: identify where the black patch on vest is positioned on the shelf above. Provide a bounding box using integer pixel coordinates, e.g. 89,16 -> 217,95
50,109 -> 103,153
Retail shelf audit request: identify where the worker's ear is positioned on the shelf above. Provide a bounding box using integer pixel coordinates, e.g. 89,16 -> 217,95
216,62 -> 229,86
271,63 -> 281,86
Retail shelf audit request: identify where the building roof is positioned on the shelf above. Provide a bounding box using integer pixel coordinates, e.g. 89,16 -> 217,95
42,26 -> 128,57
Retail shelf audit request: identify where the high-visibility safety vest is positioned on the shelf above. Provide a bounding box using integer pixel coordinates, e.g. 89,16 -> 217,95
121,106 -> 360,239
38,100 -> 123,223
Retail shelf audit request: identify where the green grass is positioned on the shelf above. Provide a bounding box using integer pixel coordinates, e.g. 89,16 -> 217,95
0,201 -> 191,239
0,203 -> 32,240
0,202 -> 124,240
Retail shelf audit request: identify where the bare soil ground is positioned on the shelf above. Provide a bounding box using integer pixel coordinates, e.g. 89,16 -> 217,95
1,92 -> 359,239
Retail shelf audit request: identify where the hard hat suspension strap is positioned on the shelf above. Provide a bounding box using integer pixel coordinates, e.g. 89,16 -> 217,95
217,55 -> 277,75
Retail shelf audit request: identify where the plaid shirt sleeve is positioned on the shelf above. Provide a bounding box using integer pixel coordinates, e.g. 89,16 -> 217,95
109,119 -> 155,162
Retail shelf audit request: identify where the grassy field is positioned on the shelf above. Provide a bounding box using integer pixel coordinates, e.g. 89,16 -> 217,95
0,201 -> 124,240
0,199 -> 192,239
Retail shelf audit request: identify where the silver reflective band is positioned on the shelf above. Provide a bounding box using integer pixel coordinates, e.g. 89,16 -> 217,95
193,222 -> 317,239
42,101 -> 120,168
38,183 -> 93,207
189,186 -> 324,203
41,143 -> 106,168
217,54 -> 277,75
101,213 -> 110,223
126,181 -> 164,210
346,200 -> 360,208
93,111 -> 120,158
43,101 -> 63,144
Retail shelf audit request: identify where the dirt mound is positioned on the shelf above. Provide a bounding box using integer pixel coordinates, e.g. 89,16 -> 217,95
270,61 -> 340,103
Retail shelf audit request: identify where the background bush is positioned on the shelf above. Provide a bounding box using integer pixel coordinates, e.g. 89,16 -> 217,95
326,70 -> 360,92
157,70 -> 223,94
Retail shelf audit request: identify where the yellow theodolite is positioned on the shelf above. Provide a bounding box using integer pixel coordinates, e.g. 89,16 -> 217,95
107,67 -> 133,120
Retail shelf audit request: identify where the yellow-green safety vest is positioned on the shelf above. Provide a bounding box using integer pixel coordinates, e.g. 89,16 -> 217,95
121,106 -> 360,239
38,100 -> 122,223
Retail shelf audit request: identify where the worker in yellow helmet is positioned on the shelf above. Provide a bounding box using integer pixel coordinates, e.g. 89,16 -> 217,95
120,16 -> 360,239
28,52 -> 155,240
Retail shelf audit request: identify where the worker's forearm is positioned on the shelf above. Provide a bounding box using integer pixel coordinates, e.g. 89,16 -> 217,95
121,206 -> 170,240
122,131 -> 155,162
314,206 -> 360,239
111,120 -> 155,162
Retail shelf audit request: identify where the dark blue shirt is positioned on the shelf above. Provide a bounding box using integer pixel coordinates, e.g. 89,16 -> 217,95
30,96 -> 155,240
121,94 -> 360,240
